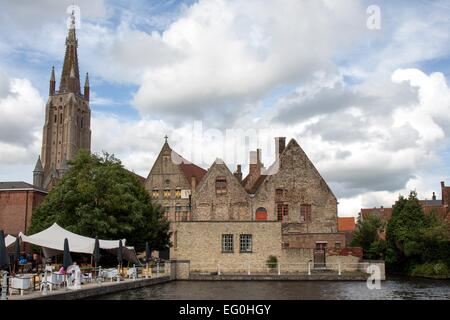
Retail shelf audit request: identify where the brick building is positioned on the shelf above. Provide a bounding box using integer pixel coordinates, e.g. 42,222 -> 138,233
360,182 -> 450,223
146,137 -> 359,270
0,182 -> 47,236
337,217 -> 356,244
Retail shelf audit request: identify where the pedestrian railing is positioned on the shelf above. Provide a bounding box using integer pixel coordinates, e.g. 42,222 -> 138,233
189,262 -> 374,276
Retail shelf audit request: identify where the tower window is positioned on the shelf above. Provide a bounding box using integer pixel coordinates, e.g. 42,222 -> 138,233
81,117 -> 83,128
60,113 -> 63,124
54,115 -> 57,123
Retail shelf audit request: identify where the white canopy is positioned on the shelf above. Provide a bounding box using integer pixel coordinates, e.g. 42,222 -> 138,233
5,235 -> 16,248
19,223 -> 126,254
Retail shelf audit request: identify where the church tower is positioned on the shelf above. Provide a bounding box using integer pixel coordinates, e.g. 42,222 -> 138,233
34,11 -> 91,190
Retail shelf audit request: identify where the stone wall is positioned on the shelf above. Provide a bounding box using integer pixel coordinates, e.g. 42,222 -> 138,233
192,161 -> 251,221
282,232 -> 347,249
173,221 -> 358,274
252,140 -> 338,233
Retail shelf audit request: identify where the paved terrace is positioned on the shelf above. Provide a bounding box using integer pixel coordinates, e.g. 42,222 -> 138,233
8,276 -> 171,300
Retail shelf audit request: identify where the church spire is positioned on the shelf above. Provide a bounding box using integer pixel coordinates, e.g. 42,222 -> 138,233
49,66 -> 56,95
84,72 -> 90,100
59,9 -> 80,94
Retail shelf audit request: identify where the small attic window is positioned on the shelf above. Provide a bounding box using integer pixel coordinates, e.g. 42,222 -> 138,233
215,177 -> 227,195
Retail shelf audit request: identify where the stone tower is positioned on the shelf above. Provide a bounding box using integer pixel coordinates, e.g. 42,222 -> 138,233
33,11 -> 91,190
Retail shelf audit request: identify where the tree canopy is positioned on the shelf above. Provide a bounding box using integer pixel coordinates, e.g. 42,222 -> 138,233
28,150 -> 171,252
385,191 -> 450,277
351,214 -> 385,260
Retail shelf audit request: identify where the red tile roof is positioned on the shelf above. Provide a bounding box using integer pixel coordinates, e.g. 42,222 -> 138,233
338,217 -> 356,232
180,162 -> 207,187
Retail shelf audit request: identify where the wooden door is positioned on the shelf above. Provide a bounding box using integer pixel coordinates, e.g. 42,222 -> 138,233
314,243 -> 326,269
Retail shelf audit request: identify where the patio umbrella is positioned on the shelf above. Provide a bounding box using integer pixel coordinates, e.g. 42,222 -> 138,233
13,237 -> 20,273
117,240 -> 123,267
0,230 -> 9,271
93,237 -> 100,276
145,242 -> 151,263
63,238 -> 72,270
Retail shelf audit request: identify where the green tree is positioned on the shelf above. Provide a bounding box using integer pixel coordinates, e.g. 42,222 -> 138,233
385,191 -> 431,273
28,150 -> 171,252
351,214 -> 385,259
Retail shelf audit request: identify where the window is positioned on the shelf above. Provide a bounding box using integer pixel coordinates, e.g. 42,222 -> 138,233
255,207 -> 267,221
222,234 -> 233,253
152,189 -> 159,199
163,206 -> 170,220
275,188 -> 284,201
174,231 -> 178,250
335,242 -> 341,249
175,188 -> 181,199
54,114 -> 57,123
163,189 -> 171,199
215,177 -> 227,195
277,203 -> 288,222
300,204 -> 312,223
81,117 -> 83,128
240,234 -> 252,252
59,113 -> 63,124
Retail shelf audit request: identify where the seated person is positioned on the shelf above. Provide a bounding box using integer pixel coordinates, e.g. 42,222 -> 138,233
57,265 -> 66,275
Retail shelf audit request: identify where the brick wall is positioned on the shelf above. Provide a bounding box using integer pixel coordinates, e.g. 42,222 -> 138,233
0,190 -> 46,235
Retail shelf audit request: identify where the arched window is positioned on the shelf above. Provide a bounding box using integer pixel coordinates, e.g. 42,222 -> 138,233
255,207 -> 267,221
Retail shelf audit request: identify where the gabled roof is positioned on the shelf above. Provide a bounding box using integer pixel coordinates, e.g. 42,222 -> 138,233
196,159 -> 249,195
147,140 -> 207,187
180,162 -> 207,184
338,217 -> 356,232
244,138 -> 337,199
244,174 -> 268,194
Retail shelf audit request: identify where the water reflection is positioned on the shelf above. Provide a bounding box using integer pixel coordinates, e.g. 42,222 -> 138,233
97,278 -> 450,300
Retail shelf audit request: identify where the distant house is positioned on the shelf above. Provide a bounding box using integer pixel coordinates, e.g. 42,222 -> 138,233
338,217 -> 356,244
360,182 -> 450,227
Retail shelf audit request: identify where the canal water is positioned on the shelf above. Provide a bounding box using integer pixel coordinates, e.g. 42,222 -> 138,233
97,278 -> 450,300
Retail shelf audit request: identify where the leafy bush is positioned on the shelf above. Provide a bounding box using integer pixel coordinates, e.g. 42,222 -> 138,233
266,255 -> 278,269
410,262 -> 450,279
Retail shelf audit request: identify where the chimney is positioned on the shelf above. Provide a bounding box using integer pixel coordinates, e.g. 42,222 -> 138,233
191,176 -> 197,190
246,150 -> 262,191
432,192 -> 436,201
275,137 -> 286,157
234,165 -> 242,182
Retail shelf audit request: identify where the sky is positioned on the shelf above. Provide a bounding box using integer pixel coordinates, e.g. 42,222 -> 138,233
0,0 -> 450,217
